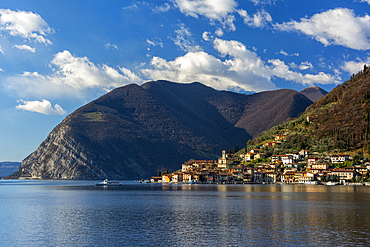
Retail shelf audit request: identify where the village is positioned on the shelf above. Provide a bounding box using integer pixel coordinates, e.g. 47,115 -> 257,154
150,133 -> 370,186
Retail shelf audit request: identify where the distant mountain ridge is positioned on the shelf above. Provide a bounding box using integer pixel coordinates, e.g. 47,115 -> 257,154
15,80 -> 313,179
0,162 -> 21,177
300,86 -> 328,102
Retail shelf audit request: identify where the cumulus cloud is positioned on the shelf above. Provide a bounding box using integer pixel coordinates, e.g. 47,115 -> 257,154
341,57 -> 370,74
237,9 -> 272,28
143,38 -> 274,92
49,50 -> 142,90
173,0 -> 237,31
16,99 -> 66,115
275,8 -> 370,50
173,0 -> 237,20
299,61 -> 313,70
142,38 -> 340,92
0,9 -> 53,45
172,23 -> 202,52
13,44 -> 35,52
202,31 -> 213,41
5,50 -> 142,98
360,0 -> 370,4
268,59 -> 339,85
142,51 -> 261,91
215,28 -> 224,37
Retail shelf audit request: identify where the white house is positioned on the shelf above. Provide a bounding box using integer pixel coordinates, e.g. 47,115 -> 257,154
330,154 -> 349,163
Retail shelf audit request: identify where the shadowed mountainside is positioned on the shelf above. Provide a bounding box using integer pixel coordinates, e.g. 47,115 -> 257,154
300,86 -> 328,102
15,80 -> 312,179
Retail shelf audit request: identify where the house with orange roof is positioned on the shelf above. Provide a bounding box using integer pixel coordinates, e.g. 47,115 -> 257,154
275,134 -> 286,141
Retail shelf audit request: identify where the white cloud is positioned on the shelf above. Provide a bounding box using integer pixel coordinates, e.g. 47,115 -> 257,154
143,38 -> 275,92
299,61 -> 313,70
13,44 -> 35,52
250,0 -> 277,4
173,0 -> 237,31
215,28 -> 224,37
0,44 -> 3,54
278,49 -> 299,57
0,9 -> 53,45
360,0 -> 370,4
49,50 -> 142,90
202,31 -> 213,41
268,59 -> 340,85
142,51 -> 263,92
289,62 -> 297,69
5,50 -> 143,98
16,99 -> 66,115
147,38 -> 163,48
122,2 -> 140,11
275,8 -> 370,50
172,23 -> 202,52
237,9 -> 272,28
221,14 -> 236,31
341,57 -> 370,74
104,43 -> 118,50
153,3 -> 171,13
142,38 -> 340,92
279,50 -> 289,56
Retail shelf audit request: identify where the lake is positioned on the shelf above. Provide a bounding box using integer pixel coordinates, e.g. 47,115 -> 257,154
1,180 -> 370,246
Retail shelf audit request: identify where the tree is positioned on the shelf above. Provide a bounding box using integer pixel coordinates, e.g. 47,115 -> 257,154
365,170 -> 370,181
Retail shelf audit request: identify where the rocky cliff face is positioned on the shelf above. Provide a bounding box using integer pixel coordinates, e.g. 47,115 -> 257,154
16,80 -> 313,179
20,124 -> 151,179
20,125 -> 98,179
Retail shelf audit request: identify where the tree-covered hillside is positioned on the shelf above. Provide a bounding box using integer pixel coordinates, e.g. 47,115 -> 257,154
249,66 -> 370,155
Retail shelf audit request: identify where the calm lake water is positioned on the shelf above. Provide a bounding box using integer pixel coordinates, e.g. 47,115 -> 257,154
1,180 -> 370,246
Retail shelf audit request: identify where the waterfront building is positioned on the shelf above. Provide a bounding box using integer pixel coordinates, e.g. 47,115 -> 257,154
218,150 -> 233,168
330,168 -> 355,183
265,172 -> 277,183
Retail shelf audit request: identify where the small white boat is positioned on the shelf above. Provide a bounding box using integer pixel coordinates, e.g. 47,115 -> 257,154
325,181 -> 339,186
95,179 -> 122,186
304,181 -> 318,185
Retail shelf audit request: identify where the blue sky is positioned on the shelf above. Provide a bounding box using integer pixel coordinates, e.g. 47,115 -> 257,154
1,0 -> 370,162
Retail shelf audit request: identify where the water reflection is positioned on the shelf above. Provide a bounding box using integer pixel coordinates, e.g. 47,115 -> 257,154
1,181 -> 370,246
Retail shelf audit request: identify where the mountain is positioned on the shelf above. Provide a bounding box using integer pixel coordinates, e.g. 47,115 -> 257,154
0,162 -> 21,178
251,67 -> 370,154
15,80 -> 312,179
300,86 -> 328,102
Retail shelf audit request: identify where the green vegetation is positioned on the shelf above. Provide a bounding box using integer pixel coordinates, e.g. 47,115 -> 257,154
245,68 -> 370,155
82,112 -> 106,122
